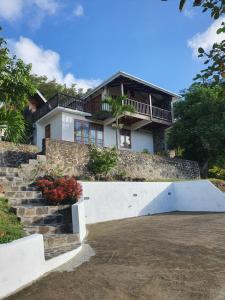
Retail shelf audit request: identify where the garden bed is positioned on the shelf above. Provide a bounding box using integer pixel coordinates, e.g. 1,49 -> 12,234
210,178 -> 225,193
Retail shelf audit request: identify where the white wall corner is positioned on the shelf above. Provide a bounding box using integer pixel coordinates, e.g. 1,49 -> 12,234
72,200 -> 87,242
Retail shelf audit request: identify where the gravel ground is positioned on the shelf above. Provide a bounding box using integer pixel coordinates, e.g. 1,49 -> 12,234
7,212 -> 225,300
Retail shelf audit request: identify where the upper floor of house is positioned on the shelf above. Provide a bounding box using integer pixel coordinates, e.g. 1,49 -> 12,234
32,71 -> 180,129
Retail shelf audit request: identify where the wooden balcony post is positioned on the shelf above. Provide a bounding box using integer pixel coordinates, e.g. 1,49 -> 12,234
121,82 -> 124,96
149,94 -> 152,118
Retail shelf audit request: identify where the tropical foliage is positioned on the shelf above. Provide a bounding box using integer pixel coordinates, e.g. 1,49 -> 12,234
31,74 -> 84,100
167,83 -> 225,177
0,27 -> 35,143
89,146 -> 118,177
0,198 -> 24,243
103,95 -> 135,149
163,0 -> 225,83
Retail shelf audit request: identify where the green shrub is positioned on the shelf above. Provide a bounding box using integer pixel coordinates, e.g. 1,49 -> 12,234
142,148 -> 150,154
208,165 -> 225,180
0,198 -> 24,243
88,146 -> 118,176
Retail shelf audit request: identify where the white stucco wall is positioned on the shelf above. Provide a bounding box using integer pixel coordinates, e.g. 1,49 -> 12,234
104,125 -> 117,148
132,130 -> 153,153
35,109 -> 154,153
82,182 -> 175,224
104,126 -> 153,153
0,233 -> 82,299
36,113 -> 63,150
80,180 -> 225,225
174,180 -> 225,212
72,201 -> 86,242
0,234 -> 45,299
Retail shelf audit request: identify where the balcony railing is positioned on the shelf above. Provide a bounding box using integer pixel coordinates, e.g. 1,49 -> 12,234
32,93 -> 84,121
33,93 -> 172,123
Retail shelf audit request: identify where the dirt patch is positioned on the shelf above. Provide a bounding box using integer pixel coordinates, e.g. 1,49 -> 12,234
7,213 -> 225,300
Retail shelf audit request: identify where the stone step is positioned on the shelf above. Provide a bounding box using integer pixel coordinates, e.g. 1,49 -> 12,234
0,171 -> 19,177
24,224 -> 66,235
37,155 -> 46,162
20,214 -> 63,226
43,233 -> 80,248
12,205 -> 70,217
0,167 -> 19,173
0,176 -> 23,182
28,159 -> 39,165
5,191 -> 42,199
44,242 -> 81,260
8,185 -> 38,192
8,198 -> 45,206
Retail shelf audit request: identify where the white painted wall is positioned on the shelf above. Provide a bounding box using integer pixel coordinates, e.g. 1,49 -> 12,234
104,125 -> 154,153
82,182 -> 175,224
132,130 -> 153,153
104,125 -> 117,148
36,113 -> 63,150
72,201 -> 86,241
0,233 -> 82,299
0,234 -> 45,299
79,180 -> 225,225
174,180 -> 225,212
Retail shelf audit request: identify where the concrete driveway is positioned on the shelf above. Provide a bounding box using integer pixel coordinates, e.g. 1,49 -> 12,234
7,213 -> 225,300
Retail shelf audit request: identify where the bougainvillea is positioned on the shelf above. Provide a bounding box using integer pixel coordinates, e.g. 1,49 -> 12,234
36,176 -> 82,204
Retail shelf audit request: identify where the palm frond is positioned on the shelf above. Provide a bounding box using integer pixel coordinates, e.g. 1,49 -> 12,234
179,0 -> 186,11
0,108 -> 25,143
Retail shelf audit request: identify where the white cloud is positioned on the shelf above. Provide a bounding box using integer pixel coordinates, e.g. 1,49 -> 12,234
9,37 -> 101,92
0,0 -> 59,26
33,0 -> 59,15
0,0 -> 24,21
73,4 -> 84,17
188,17 -> 225,56
183,7 -> 195,18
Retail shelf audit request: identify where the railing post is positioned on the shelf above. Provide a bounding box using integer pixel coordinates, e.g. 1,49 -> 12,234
149,94 -> 152,118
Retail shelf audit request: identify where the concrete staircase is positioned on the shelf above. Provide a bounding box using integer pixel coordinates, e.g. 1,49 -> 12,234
0,156 -> 80,260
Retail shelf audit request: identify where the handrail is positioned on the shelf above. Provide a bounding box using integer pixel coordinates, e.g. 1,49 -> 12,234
32,94 -> 172,123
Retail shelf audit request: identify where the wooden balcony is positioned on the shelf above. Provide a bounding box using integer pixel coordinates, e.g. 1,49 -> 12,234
33,93 -> 172,124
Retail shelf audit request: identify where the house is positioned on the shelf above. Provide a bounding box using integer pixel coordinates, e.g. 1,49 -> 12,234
32,71 -> 179,153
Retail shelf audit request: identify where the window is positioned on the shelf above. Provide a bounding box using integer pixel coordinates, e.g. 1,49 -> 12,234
45,124 -> 51,138
74,120 -> 103,146
120,129 -> 131,149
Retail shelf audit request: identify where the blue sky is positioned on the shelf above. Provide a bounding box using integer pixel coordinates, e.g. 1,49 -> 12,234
0,0 -> 223,94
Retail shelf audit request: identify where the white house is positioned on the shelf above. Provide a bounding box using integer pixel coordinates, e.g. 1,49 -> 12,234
32,71 -> 179,153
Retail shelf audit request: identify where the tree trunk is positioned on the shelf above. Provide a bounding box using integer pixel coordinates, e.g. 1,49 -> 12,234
116,117 -> 119,150
200,159 -> 209,178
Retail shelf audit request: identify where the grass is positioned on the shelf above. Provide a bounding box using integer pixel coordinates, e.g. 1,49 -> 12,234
209,178 -> 225,192
0,197 -> 24,244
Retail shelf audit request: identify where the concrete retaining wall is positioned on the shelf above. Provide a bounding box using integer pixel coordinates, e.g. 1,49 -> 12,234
82,182 -> 175,224
81,180 -> 225,224
0,234 -> 82,299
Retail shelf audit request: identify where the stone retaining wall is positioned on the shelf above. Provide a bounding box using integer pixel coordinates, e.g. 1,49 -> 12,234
0,141 -> 39,167
44,139 -> 200,180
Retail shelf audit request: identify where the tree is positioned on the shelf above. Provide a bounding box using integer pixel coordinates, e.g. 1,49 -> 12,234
103,96 -> 135,149
31,74 -> 84,100
162,0 -> 225,83
167,83 -> 225,177
0,28 -> 35,143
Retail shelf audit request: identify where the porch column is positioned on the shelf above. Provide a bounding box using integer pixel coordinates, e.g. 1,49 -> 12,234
121,82 -> 124,96
149,94 -> 152,118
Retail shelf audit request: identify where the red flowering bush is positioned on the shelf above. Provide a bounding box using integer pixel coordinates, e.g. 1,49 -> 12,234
36,176 -> 82,204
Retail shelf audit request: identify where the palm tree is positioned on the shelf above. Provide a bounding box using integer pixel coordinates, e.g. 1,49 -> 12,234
103,95 -> 135,149
0,108 -> 25,143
